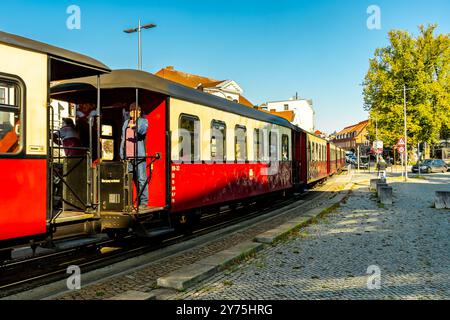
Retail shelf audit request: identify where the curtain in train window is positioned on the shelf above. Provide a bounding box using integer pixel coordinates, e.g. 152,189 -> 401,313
282,134 -> 289,161
269,131 -> 278,161
179,115 -> 200,162
235,125 -> 247,162
211,120 -> 226,162
254,129 -> 265,162
0,79 -> 22,154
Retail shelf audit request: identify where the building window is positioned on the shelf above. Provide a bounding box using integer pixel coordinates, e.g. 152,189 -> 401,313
269,131 -> 279,161
179,114 -> 200,162
0,78 -> 22,154
254,129 -> 265,162
235,125 -> 247,162
284,104 -> 289,111
211,120 -> 226,162
0,87 -> 5,104
282,134 -> 289,161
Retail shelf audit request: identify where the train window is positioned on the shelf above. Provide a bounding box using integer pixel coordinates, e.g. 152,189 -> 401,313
0,78 -> 22,154
101,125 -> 114,161
282,134 -> 289,161
254,129 -> 265,162
211,120 -> 226,162
269,131 -> 278,161
235,125 -> 247,162
179,114 -> 200,162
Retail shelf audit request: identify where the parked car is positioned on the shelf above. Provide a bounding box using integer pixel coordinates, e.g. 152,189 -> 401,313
412,159 -> 448,173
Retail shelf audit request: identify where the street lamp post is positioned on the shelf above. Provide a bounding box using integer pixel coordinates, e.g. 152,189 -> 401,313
403,85 -> 409,180
124,20 -> 157,71
394,85 -> 414,181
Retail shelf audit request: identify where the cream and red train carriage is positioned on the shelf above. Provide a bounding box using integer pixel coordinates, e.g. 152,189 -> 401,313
51,69 -> 297,235
327,143 -> 345,175
0,31 -> 110,254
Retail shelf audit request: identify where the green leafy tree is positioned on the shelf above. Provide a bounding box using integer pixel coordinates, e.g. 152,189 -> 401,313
363,24 -> 450,149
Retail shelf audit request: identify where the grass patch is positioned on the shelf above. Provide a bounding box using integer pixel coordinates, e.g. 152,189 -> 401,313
297,231 -> 310,238
318,203 -> 341,219
378,203 -> 385,209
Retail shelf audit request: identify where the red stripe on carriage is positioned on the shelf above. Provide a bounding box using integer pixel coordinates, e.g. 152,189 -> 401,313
0,159 -> 47,241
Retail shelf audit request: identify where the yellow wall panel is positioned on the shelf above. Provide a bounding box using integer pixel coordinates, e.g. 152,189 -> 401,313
0,43 -> 48,155
169,98 -> 292,162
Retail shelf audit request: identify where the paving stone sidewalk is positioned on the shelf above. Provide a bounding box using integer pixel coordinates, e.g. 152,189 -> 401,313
171,173 -> 450,300
52,176 -> 344,300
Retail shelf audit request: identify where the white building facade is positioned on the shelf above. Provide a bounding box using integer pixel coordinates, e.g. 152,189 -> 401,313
264,98 -> 315,133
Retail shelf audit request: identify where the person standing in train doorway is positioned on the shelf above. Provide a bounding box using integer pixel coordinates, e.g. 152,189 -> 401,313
120,103 -> 149,210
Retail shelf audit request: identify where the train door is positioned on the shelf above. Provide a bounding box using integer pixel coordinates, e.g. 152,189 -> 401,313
292,130 -> 302,189
299,131 -> 308,185
327,143 -> 331,175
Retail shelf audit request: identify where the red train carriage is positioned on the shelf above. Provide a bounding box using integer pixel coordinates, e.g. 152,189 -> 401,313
51,69 -> 298,235
0,31 -> 110,251
337,146 -> 346,170
306,132 -> 329,184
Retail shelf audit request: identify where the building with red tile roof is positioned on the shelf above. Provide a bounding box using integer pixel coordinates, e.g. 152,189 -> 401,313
332,120 -> 370,151
155,66 -> 254,107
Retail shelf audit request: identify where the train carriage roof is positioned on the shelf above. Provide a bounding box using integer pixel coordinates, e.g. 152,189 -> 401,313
51,69 -> 299,130
0,31 -> 110,80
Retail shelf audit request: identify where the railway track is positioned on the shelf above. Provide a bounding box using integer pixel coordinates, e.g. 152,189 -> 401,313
0,178 -> 338,299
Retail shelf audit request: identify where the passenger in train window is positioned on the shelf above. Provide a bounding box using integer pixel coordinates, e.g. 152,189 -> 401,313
120,103 -> 149,209
53,118 -> 84,157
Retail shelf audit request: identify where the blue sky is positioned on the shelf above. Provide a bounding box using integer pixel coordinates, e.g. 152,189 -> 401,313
1,0 -> 449,133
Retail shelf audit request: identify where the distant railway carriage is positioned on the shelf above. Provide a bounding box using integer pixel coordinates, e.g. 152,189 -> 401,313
306,133 -> 329,183
1,31 -> 345,254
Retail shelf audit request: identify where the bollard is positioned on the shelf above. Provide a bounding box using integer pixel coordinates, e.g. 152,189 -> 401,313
376,183 -> 388,196
379,186 -> 393,205
434,191 -> 450,209
370,179 -> 382,192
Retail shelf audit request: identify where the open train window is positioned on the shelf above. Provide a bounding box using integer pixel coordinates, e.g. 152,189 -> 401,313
254,129 -> 265,162
269,131 -> 278,161
0,77 -> 23,155
282,134 -> 289,161
211,120 -> 226,162
179,114 -> 200,162
235,125 -> 247,162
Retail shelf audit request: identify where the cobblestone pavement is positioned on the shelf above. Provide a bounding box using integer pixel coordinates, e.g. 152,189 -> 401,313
53,176 -> 345,300
172,173 -> 450,300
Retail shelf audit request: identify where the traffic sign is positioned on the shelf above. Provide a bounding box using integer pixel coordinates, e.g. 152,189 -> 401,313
397,137 -> 405,146
373,140 -> 383,149
398,146 -> 405,154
